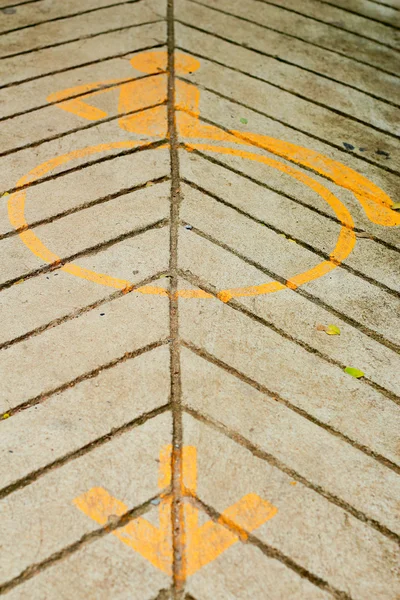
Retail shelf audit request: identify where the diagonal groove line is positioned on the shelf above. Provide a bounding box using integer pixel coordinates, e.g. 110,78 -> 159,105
0,0 -> 41,9
183,149 -> 400,256
176,24 -> 400,139
2,136 -> 167,197
0,218 -> 169,293
190,495 -> 352,600
0,176 -> 170,243
179,270 -> 399,406
0,0 -> 143,36
0,17 -> 163,62
177,75 -> 400,179
176,14 -> 400,109
0,41 -> 165,91
0,488 -> 169,595
177,71 -> 400,179
181,341 -> 400,473
184,407 -> 400,543
0,70 -> 166,124
368,0 -> 400,11
178,268 -> 400,404
253,0 -> 400,48
0,339 -> 170,420
306,0 -> 400,28
0,95 -> 166,159
182,179 -> 400,298
0,403 -> 171,501
167,0 -> 186,597
0,271 -> 169,351
178,230 -> 400,356
185,0 -> 400,78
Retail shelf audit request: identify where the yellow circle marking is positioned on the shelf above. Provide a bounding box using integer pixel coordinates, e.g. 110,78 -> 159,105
8,143 -> 356,301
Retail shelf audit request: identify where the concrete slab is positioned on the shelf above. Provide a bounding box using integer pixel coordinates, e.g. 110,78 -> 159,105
179,156 -> 400,292
0,48 -> 167,119
175,25 -> 400,172
182,413 -> 400,599
0,0 -> 140,34
178,228 -> 400,396
0,412 -> 172,586
1,1 -> 399,598
0,288 -> 169,412
177,82 -> 400,248
188,0 -> 400,74
0,345 -> 169,488
0,20 -> 166,86
0,0 -> 164,58
176,0 -> 400,128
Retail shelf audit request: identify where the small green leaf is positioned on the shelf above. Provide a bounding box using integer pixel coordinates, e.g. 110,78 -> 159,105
344,367 -> 364,379
240,117 -> 248,124
326,324 -> 340,335
392,202 -> 400,210
2,413 -> 10,419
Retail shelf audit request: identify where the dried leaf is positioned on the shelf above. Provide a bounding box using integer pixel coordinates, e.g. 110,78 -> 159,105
326,324 -> 340,335
145,181 -> 153,187
316,324 -> 327,331
344,367 -> 364,379
356,232 -> 373,239
240,117 -> 248,124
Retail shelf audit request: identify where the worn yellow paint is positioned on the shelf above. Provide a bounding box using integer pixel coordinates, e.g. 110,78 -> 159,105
74,445 -> 277,576
8,50 -> 398,301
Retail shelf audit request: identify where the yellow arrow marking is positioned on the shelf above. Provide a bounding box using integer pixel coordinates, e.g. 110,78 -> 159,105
73,446 -> 277,576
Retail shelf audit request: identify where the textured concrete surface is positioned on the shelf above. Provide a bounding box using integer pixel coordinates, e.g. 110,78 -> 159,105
0,0 -> 399,599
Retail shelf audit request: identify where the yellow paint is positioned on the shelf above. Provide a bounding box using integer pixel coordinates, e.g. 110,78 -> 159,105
9,50 -> 398,301
74,445 -> 277,576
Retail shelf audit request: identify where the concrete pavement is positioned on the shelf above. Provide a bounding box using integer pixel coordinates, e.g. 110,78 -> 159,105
0,0 -> 399,598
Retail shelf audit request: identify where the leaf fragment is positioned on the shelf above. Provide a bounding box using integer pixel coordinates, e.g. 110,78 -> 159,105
316,324 -> 326,331
392,202 -> 400,211
2,413 -> 10,419
344,367 -> 364,379
240,117 -> 248,124
326,324 -> 340,335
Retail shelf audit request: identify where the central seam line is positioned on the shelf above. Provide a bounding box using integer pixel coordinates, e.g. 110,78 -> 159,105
167,0 -> 186,597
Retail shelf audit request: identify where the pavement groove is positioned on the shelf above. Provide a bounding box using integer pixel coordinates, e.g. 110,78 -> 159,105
178,232 -> 400,353
0,0 -> 164,60
179,267 -> 400,400
181,179 -> 400,295
1,0 -> 399,597
176,59 -> 400,174
181,341 -> 400,474
180,10 -> 400,108
192,0 -> 400,75
0,135 -> 167,196
254,0 -> 400,47
318,0 -> 400,23
0,176 -> 170,242
183,149 -> 400,252
191,495 -> 351,600
0,21 -> 166,88
180,0 -> 400,105
0,0 -> 144,36
0,339 -> 169,420
182,407 -> 399,543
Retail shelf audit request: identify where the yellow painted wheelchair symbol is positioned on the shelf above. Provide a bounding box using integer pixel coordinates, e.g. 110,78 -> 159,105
7,50 -> 399,301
